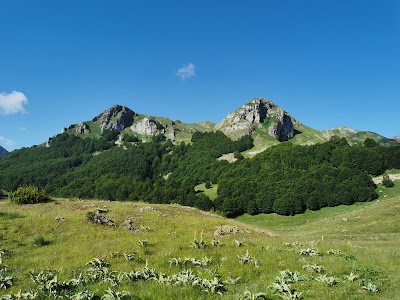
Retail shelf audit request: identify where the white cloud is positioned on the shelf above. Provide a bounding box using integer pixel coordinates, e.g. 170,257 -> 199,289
0,91 -> 28,115
0,136 -> 16,149
176,63 -> 196,80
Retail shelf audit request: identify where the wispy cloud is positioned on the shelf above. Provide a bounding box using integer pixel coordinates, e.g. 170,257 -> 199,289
176,63 -> 196,80
0,136 -> 16,149
0,91 -> 28,115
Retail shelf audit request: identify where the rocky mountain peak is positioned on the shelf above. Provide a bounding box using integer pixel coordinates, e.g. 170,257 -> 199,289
92,105 -> 137,132
216,98 -> 300,141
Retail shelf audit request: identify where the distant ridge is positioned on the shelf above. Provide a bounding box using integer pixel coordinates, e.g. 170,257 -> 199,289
0,146 -> 8,156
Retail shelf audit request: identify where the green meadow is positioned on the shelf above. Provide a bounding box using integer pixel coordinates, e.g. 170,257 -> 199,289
1,183 -> 399,299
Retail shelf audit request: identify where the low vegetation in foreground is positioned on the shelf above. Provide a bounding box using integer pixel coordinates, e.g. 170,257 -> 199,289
1,181 -> 399,299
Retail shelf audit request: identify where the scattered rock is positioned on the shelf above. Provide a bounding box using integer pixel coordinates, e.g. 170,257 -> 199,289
90,212 -> 116,226
122,219 -> 138,231
214,225 -> 242,236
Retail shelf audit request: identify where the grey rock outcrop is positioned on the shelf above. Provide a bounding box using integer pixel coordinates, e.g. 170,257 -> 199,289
61,124 -> 75,134
165,128 -> 180,140
216,98 -> 299,141
46,133 -> 62,147
122,219 -> 138,231
76,122 -> 90,134
91,212 -> 116,226
131,117 -> 163,135
268,108 -> 295,141
93,105 -> 137,132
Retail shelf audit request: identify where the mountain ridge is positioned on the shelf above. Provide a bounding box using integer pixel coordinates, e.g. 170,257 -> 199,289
49,98 -> 397,151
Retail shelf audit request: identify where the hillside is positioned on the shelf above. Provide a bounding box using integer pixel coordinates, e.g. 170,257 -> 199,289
1,124 -> 400,219
1,180 -> 399,299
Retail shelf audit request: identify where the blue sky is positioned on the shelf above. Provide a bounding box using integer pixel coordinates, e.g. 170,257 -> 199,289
0,0 -> 399,151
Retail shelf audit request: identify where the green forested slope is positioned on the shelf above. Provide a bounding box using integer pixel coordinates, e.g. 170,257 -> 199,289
1,130 -> 400,217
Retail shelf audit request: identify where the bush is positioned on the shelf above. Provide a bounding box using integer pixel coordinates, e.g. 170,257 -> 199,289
8,185 -> 50,204
32,234 -> 51,246
382,174 -> 394,188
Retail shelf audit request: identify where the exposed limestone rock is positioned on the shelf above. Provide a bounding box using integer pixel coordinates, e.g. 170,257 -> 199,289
267,108 -> 295,141
216,98 -> 299,141
91,212 -> 116,226
122,219 -> 138,231
165,128 -> 180,140
46,137 -> 52,147
76,122 -> 90,134
61,124 -> 76,134
46,133 -> 62,147
216,98 -> 270,136
131,117 -> 163,135
92,105 -> 136,132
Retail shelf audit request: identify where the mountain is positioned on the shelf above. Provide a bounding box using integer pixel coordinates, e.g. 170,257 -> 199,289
57,104 -> 213,145
215,98 -> 300,141
44,98 -> 397,155
0,146 -> 8,156
1,97 -> 400,218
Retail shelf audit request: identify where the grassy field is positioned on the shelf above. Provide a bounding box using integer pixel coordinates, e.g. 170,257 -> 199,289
1,184 -> 399,299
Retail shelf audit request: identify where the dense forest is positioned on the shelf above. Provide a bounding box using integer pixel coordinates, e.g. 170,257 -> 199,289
0,130 -> 399,216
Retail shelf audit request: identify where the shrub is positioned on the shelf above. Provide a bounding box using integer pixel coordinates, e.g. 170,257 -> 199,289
32,235 -> 51,246
8,185 -> 50,204
382,174 -> 394,188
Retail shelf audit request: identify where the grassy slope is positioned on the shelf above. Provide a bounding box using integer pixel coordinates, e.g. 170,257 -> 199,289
238,183 -> 400,299
1,183 -> 399,299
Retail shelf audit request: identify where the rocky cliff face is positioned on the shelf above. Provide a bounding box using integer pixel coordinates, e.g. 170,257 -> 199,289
216,98 -> 299,141
92,105 -> 137,132
0,146 -> 8,156
131,117 -> 162,135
